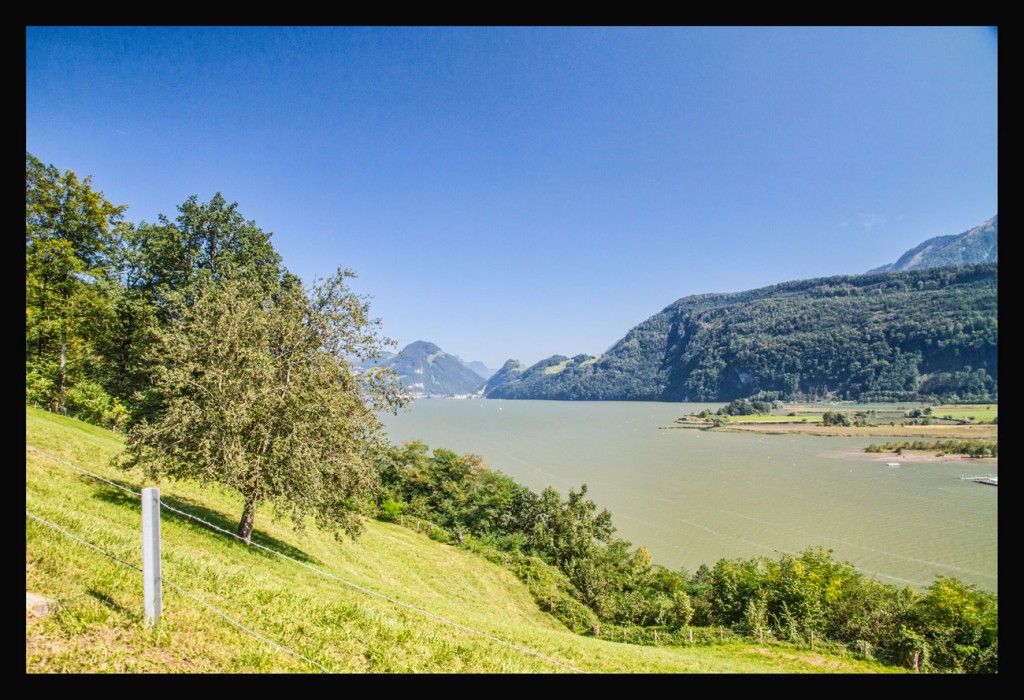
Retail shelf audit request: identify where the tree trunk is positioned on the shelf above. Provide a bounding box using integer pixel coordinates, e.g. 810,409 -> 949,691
59,324 -> 67,411
237,492 -> 258,543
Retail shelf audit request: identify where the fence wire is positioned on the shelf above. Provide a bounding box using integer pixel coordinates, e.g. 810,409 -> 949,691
26,508 -> 331,673
26,445 -> 586,674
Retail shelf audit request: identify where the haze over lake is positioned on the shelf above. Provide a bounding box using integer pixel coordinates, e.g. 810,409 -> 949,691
381,399 -> 997,593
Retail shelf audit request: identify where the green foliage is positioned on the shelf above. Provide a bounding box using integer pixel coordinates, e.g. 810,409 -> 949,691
64,380 -> 115,427
114,271 -> 404,542
26,153 -> 129,414
377,435 -> 997,671
382,440 -> 530,537
379,499 -> 405,523
26,369 -> 55,409
132,192 -> 285,315
474,547 -> 599,635
821,410 -> 852,427
865,440 -> 997,457
718,399 -> 772,416
693,546 -> 996,672
379,441 -> 703,630
485,265 -> 997,403
25,156 -> 405,543
914,578 -> 998,673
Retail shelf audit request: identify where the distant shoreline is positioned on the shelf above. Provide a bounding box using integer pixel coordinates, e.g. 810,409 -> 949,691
859,451 -> 996,464
697,423 -> 997,440
822,445 -> 997,465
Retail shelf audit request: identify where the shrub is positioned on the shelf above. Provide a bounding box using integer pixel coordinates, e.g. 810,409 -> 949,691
65,380 -> 112,426
379,498 -> 405,523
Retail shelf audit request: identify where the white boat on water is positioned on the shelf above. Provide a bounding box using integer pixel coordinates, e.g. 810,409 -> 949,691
886,462 -> 900,467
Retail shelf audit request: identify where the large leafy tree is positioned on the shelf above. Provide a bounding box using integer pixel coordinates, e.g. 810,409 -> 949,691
115,270 -> 404,542
133,192 -> 284,319
109,193 -> 287,421
26,153 -> 129,413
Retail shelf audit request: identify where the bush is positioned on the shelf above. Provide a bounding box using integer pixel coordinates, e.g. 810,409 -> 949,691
426,525 -> 451,543
26,369 -> 55,409
107,398 -> 130,432
822,410 -> 851,427
65,381 -> 112,426
378,498 -> 405,523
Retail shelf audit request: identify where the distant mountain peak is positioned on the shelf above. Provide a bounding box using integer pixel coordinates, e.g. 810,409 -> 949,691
870,215 -> 997,273
462,359 -> 495,380
404,340 -> 443,355
374,341 -> 486,397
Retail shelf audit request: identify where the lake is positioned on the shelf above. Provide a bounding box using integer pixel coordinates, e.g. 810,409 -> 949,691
379,399 -> 998,593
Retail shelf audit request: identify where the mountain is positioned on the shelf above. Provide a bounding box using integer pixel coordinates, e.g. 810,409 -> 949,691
482,359 -> 527,395
462,359 -> 496,380
485,264 -> 997,403
870,215 -> 997,273
378,341 -> 486,397
484,355 -> 596,398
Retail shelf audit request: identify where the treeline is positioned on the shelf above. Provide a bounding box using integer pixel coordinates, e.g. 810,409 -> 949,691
377,441 -> 997,672
26,153 -> 392,429
485,265 -> 997,403
27,153 -> 408,545
865,440 -> 998,458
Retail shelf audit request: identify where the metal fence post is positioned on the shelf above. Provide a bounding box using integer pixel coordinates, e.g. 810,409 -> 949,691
142,487 -> 162,626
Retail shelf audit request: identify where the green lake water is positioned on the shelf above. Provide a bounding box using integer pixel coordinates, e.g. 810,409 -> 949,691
380,399 -> 997,592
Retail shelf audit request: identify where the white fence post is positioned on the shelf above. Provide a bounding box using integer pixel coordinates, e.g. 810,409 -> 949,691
142,487 -> 162,626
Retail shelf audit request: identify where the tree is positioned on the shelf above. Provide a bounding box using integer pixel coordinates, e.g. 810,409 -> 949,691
133,192 -> 284,319
26,153 -> 129,413
114,270 -> 405,542
914,577 -> 998,673
101,192 -> 287,423
821,410 -> 851,427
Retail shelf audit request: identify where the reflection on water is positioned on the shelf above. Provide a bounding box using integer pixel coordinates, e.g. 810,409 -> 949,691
380,399 -> 997,593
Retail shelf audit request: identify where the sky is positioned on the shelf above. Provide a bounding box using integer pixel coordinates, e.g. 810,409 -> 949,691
26,26 -> 998,370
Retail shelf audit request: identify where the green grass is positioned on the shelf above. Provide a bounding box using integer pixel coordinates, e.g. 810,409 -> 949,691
542,360 -> 571,375
26,407 -> 902,674
931,405 -> 998,423
728,415 -> 821,423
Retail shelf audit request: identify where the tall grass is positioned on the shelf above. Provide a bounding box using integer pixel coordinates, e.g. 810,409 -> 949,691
26,407 -> 900,673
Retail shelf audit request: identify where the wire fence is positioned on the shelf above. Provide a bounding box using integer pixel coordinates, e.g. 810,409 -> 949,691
26,509 -> 330,672
26,444 -> 586,674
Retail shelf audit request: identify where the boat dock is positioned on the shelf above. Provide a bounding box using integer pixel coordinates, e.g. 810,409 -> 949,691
960,474 -> 998,486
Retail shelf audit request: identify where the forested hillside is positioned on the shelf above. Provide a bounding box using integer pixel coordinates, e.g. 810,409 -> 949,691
486,264 -> 997,403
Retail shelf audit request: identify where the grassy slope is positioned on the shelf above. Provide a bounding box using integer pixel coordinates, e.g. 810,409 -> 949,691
26,407 -> 900,674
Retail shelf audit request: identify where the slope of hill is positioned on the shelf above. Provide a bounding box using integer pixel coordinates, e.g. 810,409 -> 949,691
374,341 -> 486,397
482,359 -> 527,395
485,354 -> 597,400
870,215 -> 997,273
485,264 -> 997,402
25,407 -> 896,673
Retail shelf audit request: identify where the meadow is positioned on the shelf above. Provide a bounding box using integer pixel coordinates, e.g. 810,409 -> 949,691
26,407 -> 899,674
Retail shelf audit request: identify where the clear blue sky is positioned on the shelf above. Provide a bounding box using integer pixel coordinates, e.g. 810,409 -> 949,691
26,26 -> 998,369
